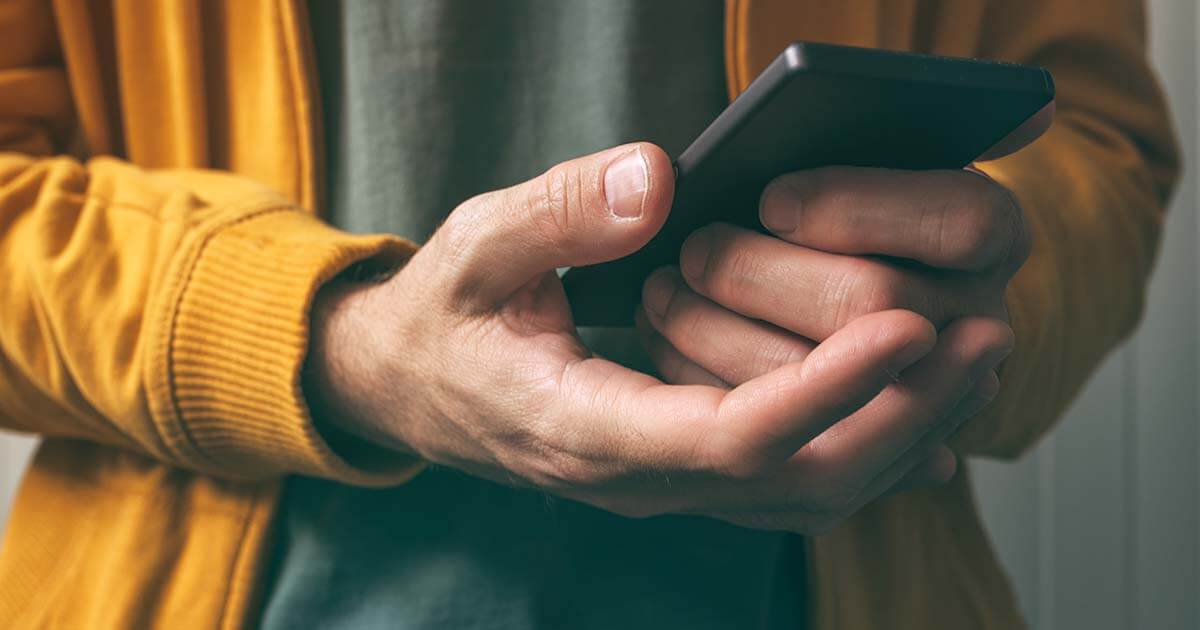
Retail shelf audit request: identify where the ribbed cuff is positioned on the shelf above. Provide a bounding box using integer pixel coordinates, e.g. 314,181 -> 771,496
148,205 -> 423,485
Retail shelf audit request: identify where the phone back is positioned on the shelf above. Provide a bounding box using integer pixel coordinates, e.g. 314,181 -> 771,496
564,42 -> 1054,326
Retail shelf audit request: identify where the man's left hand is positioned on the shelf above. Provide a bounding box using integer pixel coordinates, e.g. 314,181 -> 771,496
636,166 -> 1032,488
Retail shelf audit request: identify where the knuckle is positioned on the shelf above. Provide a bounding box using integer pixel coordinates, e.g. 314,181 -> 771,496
532,163 -> 582,245
433,197 -> 490,277
754,337 -> 809,375
675,299 -> 711,343
711,243 -> 764,299
439,197 -> 484,255
838,262 -> 905,324
982,183 -> 1031,273
862,273 -> 905,314
954,201 -> 1004,268
951,180 -> 1027,271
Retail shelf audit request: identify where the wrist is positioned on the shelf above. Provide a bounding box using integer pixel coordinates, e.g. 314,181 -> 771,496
304,271 -> 419,463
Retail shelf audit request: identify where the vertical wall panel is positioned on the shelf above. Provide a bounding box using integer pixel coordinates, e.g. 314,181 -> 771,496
973,447 -> 1045,624
1135,0 -> 1200,626
1050,353 -> 1131,630
1036,437 -> 1057,630
0,436 -> 36,530
1194,2 -> 1200,621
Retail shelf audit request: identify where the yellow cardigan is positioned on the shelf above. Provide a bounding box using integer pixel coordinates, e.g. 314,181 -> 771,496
0,0 -> 1178,628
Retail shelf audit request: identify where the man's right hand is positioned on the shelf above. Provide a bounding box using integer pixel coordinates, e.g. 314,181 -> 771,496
303,143 -> 1010,534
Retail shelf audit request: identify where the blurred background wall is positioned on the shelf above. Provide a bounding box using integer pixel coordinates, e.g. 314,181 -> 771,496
0,2 -> 1196,627
0,436 -> 32,531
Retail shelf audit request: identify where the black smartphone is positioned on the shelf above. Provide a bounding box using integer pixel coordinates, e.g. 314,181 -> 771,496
562,41 -> 1054,326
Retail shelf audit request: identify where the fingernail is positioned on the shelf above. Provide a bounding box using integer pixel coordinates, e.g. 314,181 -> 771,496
951,370 -> 1001,429
929,446 -> 959,483
974,369 -> 1001,403
971,345 -> 1013,380
679,229 -> 711,283
605,148 -> 648,219
759,177 -> 802,233
642,267 -> 676,320
886,336 -> 936,377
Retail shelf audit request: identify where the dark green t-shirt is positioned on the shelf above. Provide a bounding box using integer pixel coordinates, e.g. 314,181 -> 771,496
260,3 -> 807,628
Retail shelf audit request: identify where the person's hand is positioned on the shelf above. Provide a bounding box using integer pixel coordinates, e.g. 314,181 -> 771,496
305,143 -> 1012,534
635,108 -> 1054,489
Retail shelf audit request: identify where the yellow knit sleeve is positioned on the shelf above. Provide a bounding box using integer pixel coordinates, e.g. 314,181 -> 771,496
949,0 -> 1180,457
0,154 -> 422,485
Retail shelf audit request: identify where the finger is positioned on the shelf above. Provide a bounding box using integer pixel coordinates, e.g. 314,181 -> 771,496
416,142 -> 675,309
794,317 -> 1011,494
976,100 -> 1055,161
758,166 -> 1031,273
679,224 -> 988,341
885,446 -> 959,496
689,320 -> 1007,513
552,309 -> 936,488
634,310 -> 730,388
641,266 -> 814,384
698,309 -> 936,476
703,443 -> 960,534
873,370 -> 1001,500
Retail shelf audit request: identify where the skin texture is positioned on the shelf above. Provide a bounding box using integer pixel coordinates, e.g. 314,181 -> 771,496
306,106 -> 1049,533
635,103 -> 1053,501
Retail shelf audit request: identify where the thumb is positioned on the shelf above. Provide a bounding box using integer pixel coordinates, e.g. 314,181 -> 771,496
975,100 -> 1055,161
420,142 -> 674,308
